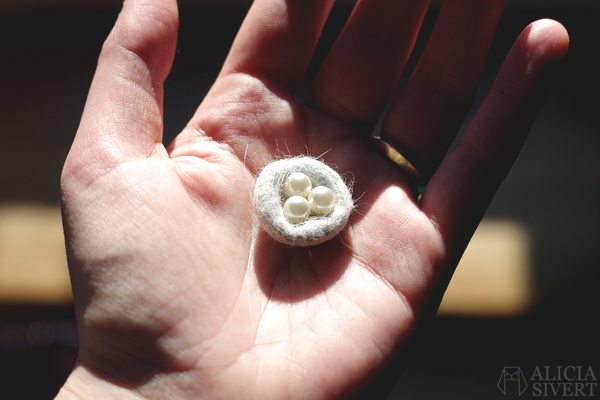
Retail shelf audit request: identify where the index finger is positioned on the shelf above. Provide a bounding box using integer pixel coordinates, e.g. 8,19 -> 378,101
219,0 -> 335,94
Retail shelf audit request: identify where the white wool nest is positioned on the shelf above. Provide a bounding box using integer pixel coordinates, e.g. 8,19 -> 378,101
254,157 -> 354,246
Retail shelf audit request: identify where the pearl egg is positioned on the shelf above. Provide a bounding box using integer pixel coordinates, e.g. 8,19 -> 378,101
308,186 -> 336,214
283,196 -> 311,223
284,172 -> 312,198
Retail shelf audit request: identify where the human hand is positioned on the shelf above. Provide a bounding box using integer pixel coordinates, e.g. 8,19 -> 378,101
56,0 -> 568,399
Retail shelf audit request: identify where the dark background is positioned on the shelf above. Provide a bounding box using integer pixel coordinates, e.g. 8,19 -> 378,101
0,1 -> 598,399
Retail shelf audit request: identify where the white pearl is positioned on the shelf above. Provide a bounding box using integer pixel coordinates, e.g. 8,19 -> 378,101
283,196 -> 311,223
284,172 -> 312,198
308,186 -> 335,214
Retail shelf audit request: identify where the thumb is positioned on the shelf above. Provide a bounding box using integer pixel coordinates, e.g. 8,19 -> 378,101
64,0 -> 179,184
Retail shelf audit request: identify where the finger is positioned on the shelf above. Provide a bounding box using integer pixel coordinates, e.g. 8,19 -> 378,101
421,20 -> 569,249
219,0 -> 335,94
382,0 -> 505,179
305,0 -> 430,124
65,0 -> 178,174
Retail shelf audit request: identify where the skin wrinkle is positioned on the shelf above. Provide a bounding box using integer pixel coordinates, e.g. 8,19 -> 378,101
67,134 -> 126,183
172,156 -> 255,223
337,281 -> 389,334
173,160 -> 226,211
110,69 -> 162,131
284,305 -> 294,400
192,317 -> 255,374
297,290 -> 396,399
344,282 -> 411,360
112,47 -> 155,94
101,73 -> 160,133
454,118 -> 505,174
233,193 -> 255,252
172,137 -> 242,171
145,285 -> 204,360
353,249 -> 406,299
302,252 -> 340,324
357,210 -> 431,302
336,231 -> 400,296
109,1 -> 178,81
64,125 -> 167,192
167,126 -> 212,156
313,88 -> 362,123
188,235 -> 255,372
63,168 -> 173,262
237,290 -> 299,399
207,284 -> 266,371
489,73 -> 530,108
243,242 -> 264,348
191,73 -> 302,170
266,0 -> 289,25
246,271 -> 286,385
188,273 -> 254,357
73,163 -> 166,221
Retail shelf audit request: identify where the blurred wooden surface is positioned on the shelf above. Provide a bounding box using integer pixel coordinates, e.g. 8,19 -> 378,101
0,204 -> 530,316
0,204 -> 71,304
437,220 -> 531,317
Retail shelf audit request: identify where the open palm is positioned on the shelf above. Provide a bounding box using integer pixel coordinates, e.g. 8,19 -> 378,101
57,0 -> 568,399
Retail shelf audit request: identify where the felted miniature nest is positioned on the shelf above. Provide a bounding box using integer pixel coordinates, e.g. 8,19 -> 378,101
254,157 -> 353,246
